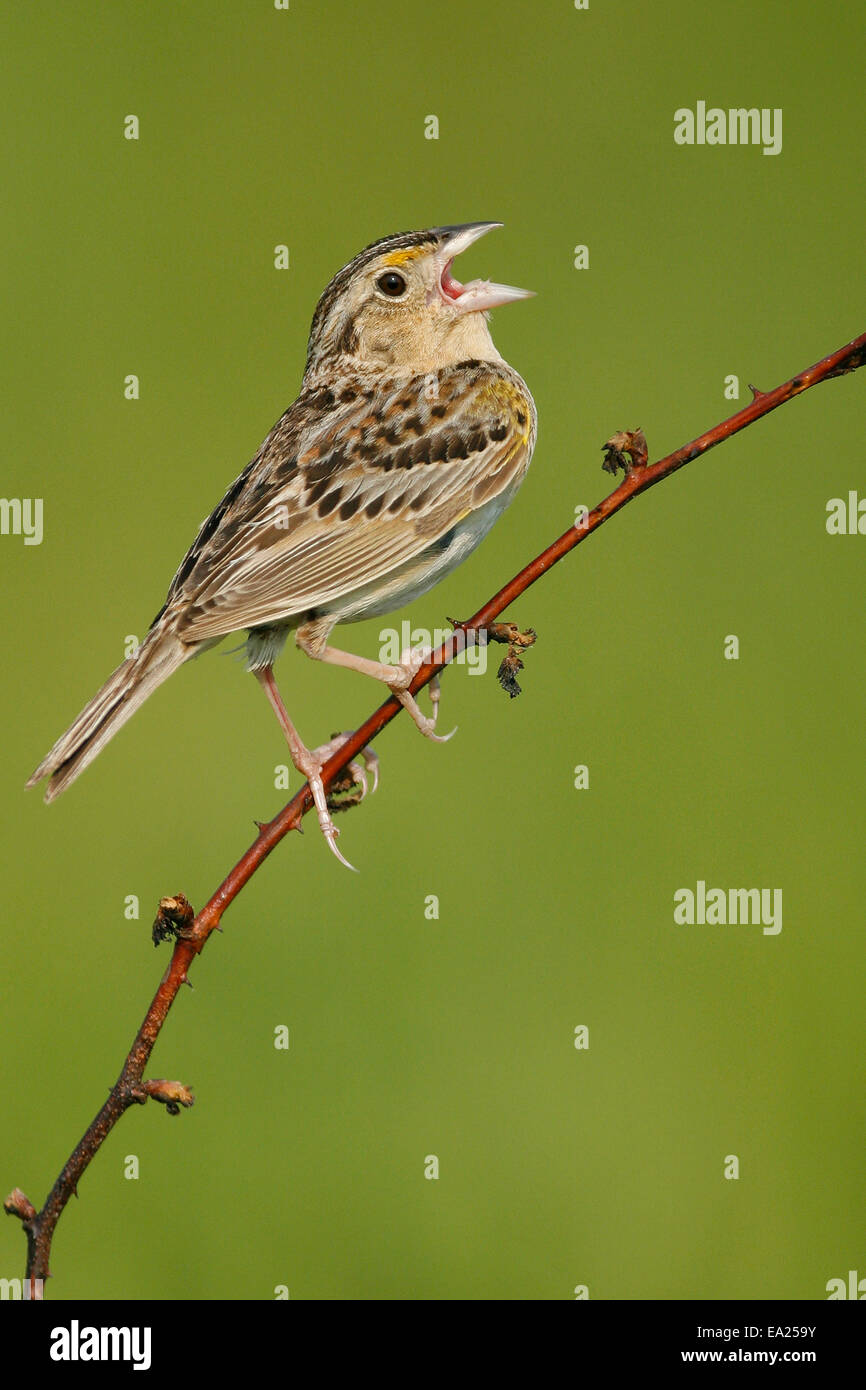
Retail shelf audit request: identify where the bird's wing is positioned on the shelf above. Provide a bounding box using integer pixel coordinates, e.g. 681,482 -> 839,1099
172,363 -> 535,641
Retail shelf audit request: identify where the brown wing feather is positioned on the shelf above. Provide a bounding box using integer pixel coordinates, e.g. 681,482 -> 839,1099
171,362 -> 535,643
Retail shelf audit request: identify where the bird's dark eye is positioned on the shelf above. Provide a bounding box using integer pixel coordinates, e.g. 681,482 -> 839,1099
376,270 -> 407,297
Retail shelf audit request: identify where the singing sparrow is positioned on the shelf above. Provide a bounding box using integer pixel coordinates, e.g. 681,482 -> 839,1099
27,223 -> 537,866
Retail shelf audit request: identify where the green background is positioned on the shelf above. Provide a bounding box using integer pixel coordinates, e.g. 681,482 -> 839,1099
2,0 -> 863,1300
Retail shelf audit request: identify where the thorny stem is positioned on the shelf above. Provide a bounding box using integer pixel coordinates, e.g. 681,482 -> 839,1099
6,329 -> 865,1295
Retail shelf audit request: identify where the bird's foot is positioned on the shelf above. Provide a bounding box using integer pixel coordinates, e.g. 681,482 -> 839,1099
388,645 -> 456,742
312,731 -> 380,807
290,741 -> 359,872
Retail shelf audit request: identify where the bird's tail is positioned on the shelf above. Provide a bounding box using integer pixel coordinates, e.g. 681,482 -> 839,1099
26,630 -> 191,803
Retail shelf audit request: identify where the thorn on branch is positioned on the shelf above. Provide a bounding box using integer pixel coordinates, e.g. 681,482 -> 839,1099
142,1079 -> 196,1116
601,428 -> 648,476
4,1188 -> 37,1225
152,893 -> 195,948
748,383 -> 765,399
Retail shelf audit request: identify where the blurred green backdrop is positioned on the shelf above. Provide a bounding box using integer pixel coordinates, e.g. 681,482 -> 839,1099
2,0 -> 863,1300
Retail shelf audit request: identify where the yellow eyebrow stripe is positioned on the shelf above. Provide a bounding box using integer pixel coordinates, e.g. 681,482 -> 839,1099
382,247 -> 426,267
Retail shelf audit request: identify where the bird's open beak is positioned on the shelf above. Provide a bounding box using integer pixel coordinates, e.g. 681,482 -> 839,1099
432,223 -> 535,314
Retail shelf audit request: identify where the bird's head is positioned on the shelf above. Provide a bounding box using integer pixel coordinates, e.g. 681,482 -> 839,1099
304,223 -> 533,381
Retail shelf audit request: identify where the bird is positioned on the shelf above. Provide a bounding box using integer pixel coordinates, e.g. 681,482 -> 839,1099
27,223 -> 537,867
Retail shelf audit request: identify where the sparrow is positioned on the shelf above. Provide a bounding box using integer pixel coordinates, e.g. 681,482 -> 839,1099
27,223 -> 537,867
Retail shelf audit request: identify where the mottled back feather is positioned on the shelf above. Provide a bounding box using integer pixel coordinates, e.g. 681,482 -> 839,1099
162,360 -> 535,642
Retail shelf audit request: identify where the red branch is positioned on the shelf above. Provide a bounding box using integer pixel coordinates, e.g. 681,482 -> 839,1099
6,328 -> 865,1295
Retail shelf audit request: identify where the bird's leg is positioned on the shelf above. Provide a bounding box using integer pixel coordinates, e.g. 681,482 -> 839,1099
398,646 -> 443,733
255,666 -> 357,871
295,626 -> 455,743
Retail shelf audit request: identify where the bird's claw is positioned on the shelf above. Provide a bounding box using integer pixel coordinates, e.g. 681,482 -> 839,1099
322,823 -> 358,873
289,741 -> 361,872
389,646 -> 452,739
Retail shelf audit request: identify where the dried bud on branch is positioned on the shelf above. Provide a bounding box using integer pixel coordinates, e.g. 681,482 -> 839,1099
602,428 -> 648,475
142,1079 -> 196,1116
152,894 -> 195,947
4,1188 -> 37,1224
